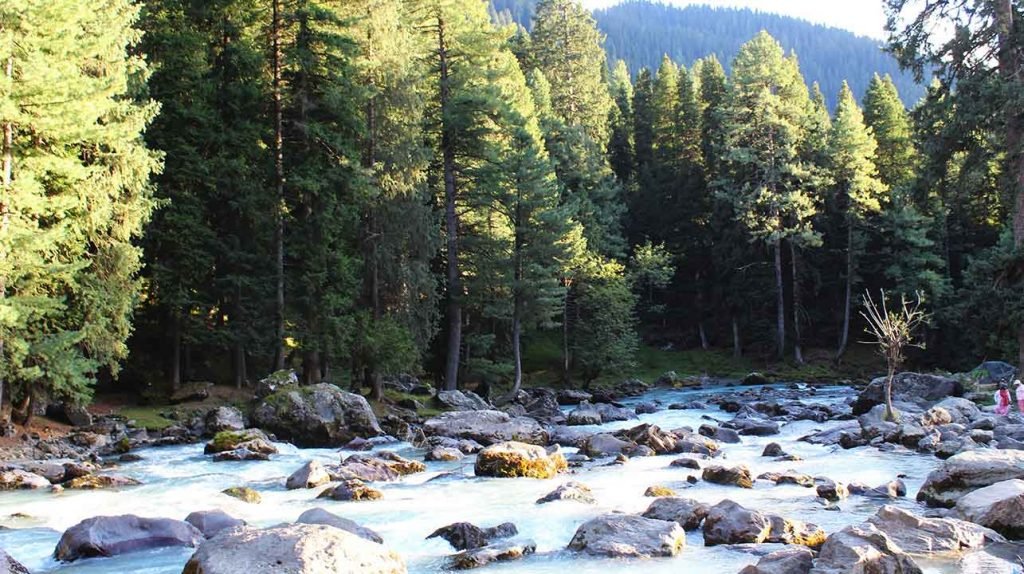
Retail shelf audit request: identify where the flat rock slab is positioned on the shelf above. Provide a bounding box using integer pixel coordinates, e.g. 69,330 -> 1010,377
181,524 -> 406,574
55,514 -> 203,562
567,513 -> 685,557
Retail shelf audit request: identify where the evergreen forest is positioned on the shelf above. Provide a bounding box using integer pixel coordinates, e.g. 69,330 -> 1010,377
1,0 -> 1023,417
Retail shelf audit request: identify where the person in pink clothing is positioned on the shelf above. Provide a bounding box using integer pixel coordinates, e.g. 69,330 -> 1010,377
1014,380 -> 1024,414
995,381 -> 1012,415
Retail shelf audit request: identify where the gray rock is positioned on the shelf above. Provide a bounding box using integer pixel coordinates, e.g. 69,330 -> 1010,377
726,417 -> 781,436
566,402 -> 602,426
536,481 -> 596,504
935,397 -> 981,424
447,540 -> 536,570
567,513 -> 685,557
556,389 -> 592,406
327,452 -> 425,483
425,446 -> 464,462
0,469 -> 50,490
548,426 -> 592,448
918,450 -> 1024,508
181,524 -> 405,574
170,382 -> 214,404
422,411 -> 547,446
285,460 -> 330,490
702,500 -> 772,545
435,390 -> 491,411
581,433 -> 633,457
956,479 -> 1024,539
763,443 -> 786,457
972,361 -> 1017,388
0,549 -> 30,574
816,479 -> 849,502
296,508 -> 383,544
765,515 -> 826,548
702,464 -> 754,488
852,372 -> 962,415
212,447 -> 269,462
810,523 -> 922,574
317,479 -> 382,501
642,497 -> 709,531
205,407 -> 245,434
55,514 -> 203,562
184,510 -> 246,539
866,505 -> 999,556
593,402 -> 636,422
426,522 -> 517,551
252,383 -> 383,447
670,457 -> 702,470
739,547 -> 814,574
45,402 -> 93,427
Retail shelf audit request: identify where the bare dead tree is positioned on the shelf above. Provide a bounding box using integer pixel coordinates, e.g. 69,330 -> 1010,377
860,290 -> 928,423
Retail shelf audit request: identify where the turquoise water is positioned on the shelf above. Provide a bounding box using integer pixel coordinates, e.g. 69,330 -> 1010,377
0,385 -> 957,573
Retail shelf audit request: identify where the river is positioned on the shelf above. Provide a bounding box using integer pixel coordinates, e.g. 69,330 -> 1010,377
0,384 -> 955,573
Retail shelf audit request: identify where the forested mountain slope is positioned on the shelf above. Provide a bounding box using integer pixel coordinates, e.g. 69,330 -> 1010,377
490,0 -> 925,107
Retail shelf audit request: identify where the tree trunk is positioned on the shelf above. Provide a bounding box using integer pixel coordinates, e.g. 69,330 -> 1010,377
732,315 -> 742,359
234,342 -> 246,389
271,0 -> 286,371
773,236 -> 785,359
696,272 -> 709,349
698,323 -> 709,350
562,282 -> 571,380
883,367 -> 900,422
837,223 -> 854,360
790,241 -> 804,365
302,350 -> 321,385
170,312 -> 182,390
0,53 -> 12,425
511,215 -> 524,396
438,15 -> 461,392
996,0 -> 1024,374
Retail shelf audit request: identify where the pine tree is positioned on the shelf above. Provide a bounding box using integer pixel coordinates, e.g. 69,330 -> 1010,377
717,32 -> 815,359
141,0 -> 272,390
530,0 -> 613,147
0,0 -> 161,417
608,60 -> 634,185
830,82 -> 887,359
863,74 -> 916,191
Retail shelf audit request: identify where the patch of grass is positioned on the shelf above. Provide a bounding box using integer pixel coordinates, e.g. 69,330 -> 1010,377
117,406 -> 176,431
378,389 -> 444,418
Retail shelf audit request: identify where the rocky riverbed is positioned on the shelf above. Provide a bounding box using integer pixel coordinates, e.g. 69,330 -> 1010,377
0,374 -> 1023,573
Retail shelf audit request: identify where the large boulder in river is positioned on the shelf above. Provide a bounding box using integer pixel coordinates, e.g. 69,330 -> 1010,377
434,390 -> 491,411
567,514 -> 686,558
702,500 -> 772,546
972,361 -> 1017,387
580,433 -> 633,457
642,497 -> 709,531
0,469 -> 50,490
614,424 -> 677,454
917,450 -> 1024,508
739,547 -> 814,574
447,540 -> 536,570
956,479 -> 1024,539
426,522 -> 517,551
55,514 -> 203,562
184,510 -> 246,539
204,407 -> 245,434
474,441 -> 566,479
45,402 -> 93,427
286,460 -> 331,490
297,508 -> 383,544
810,523 -> 922,574
865,505 -> 998,556
181,524 -> 406,574
328,452 -> 425,483
0,550 -> 30,574
566,402 -> 602,426
702,464 -> 754,488
852,372 -> 962,415
252,383 -> 383,447
422,411 -> 547,446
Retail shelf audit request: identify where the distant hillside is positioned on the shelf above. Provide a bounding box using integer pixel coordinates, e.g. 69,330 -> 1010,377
489,0 -> 925,108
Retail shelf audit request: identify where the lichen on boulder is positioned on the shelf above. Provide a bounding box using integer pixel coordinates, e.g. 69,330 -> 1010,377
473,442 -> 567,479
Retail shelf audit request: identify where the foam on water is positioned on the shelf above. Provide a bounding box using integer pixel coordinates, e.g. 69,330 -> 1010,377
0,385 -> 959,573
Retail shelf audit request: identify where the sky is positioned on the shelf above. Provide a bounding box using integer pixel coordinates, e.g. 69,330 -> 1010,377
579,0 -> 889,39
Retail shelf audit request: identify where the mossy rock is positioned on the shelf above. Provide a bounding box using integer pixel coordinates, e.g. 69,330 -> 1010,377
65,474 -> 142,490
317,480 -> 383,502
644,485 -> 677,497
474,442 -> 567,479
205,429 -> 270,454
222,486 -> 262,504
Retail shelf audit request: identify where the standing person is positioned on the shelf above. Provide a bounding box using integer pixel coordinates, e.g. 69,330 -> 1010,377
1014,380 -> 1024,414
995,381 -> 1012,415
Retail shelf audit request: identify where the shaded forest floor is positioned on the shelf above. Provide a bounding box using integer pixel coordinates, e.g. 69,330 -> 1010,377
27,342 -> 890,438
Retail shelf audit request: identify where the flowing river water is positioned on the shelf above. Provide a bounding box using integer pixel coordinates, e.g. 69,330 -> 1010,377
0,385 -> 963,573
